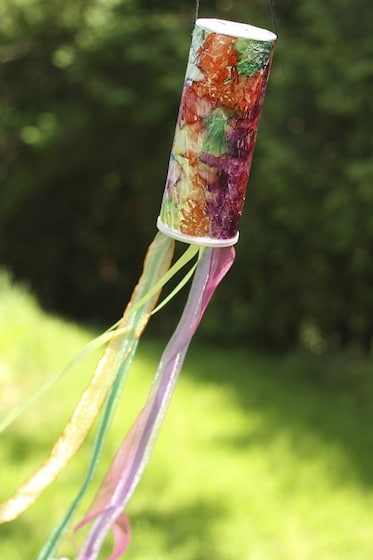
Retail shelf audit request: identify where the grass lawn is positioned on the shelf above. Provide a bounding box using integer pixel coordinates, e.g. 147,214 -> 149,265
1,271 -> 373,559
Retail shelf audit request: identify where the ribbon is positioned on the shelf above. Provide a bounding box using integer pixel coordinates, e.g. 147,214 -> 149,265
0,233 -> 176,524
75,245 -> 235,559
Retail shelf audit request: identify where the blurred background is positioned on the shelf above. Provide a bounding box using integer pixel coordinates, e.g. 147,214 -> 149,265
1,1 -> 373,559
1,0 -> 372,353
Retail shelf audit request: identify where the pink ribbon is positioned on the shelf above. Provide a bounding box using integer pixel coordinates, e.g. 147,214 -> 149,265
75,246 -> 235,560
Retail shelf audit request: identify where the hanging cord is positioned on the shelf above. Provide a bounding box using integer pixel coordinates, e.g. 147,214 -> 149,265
194,0 -> 278,36
195,0 -> 200,22
269,0 -> 279,36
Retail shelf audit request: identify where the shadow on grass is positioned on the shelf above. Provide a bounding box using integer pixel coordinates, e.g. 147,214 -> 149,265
185,345 -> 373,488
130,500 -> 227,560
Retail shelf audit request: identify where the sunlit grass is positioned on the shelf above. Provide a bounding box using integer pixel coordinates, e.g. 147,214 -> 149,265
1,271 -> 373,559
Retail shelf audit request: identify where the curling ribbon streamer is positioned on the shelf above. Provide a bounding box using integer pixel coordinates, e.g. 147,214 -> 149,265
0,233 -> 177,523
75,246 -> 235,560
37,240 -> 203,560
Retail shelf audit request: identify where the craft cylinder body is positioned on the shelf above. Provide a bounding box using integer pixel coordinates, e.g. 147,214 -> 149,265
157,18 -> 276,247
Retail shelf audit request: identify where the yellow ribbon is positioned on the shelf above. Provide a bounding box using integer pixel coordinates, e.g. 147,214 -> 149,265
0,233 -> 177,523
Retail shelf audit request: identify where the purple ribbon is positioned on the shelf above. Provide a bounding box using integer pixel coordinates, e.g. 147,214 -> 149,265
75,245 -> 235,560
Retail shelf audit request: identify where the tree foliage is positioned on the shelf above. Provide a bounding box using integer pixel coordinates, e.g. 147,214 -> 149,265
0,0 -> 372,351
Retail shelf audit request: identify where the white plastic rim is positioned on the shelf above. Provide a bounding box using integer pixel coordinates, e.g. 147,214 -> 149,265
196,18 -> 277,42
157,217 -> 239,247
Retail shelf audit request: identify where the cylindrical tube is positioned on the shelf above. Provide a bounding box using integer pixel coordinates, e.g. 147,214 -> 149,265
157,18 -> 276,247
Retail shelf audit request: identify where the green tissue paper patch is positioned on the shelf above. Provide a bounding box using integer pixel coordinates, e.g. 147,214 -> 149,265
202,108 -> 229,156
236,39 -> 272,76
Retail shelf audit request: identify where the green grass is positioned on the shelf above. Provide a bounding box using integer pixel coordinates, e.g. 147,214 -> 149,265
1,270 -> 373,559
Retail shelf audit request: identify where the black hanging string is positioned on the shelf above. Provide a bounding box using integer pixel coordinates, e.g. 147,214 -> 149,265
269,0 -> 279,36
195,0 -> 200,22
194,0 -> 278,36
